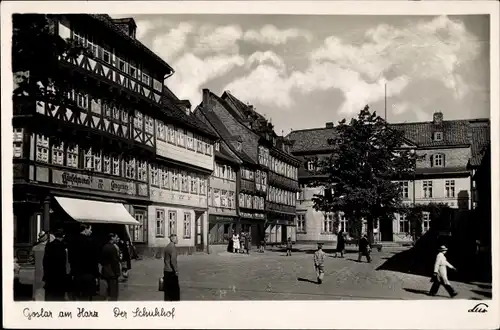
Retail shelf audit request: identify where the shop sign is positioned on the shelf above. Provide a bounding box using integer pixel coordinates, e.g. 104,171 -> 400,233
209,215 -> 235,223
51,169 -> 137,195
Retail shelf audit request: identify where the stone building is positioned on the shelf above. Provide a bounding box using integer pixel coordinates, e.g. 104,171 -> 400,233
287,113 -> 490,244
194,89 -> 301,246
12,14 -> 217,260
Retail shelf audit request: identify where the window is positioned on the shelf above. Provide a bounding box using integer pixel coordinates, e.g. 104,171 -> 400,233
112,106 -> 120,121
215,142 -> 220,151
197,137 -> 203,153
187,132 -> 194,150
400,181 -> 409,199
432,154 -> 444,167
84,147 -> 94,170
168,211 -> 177,237
422,212 -> 431,233
297,214 -> 306,233
87,39 -> 98,57
130,211 -> 146,243
36,134 -> 49,163
177,128 -> 185,147
434,132 -> 443,141
171,169 -> 179,191
168,125 -> 176,144
12,141 -> 22,159
137,160 -> 147,182
134,111 -> 143,130
112,155 -> 120,176
121,109 -> 129,123
155,209 -> 165,237
93,149 -> 102,172
246,195 -> 252,208
51,142 -> 64,165
445,180 -> 455,198
206,143 -> 212,156
221,190 -> 227,207
129,65 -> 137,78
307,161 -> 314,171
13,128 -> 23,158
323,213 -> 335,234
199,178 -> 206,195
150,164 -> 159,186
161,167 -> 170,189
339,213 -> 349,233
239,193 -> 245,207
73,33 -> 86,46
145,116 -> 154,134
118,58 -> 127,72
208,188 -> 213,206
125,157 -> 136,179
156,121 -> 166,141
399,214 -> 409,233
102,48 -> 111,64
423,180 -> 433,198
181,172 -> 189,192
142,73 -> 150,86
190,176 -> 198,194
228,192 -> 234,208
65,144 -> 78,168
214,189 -> 221,207
183,213 -> 191,238
103,102 -> 112,118
103,155 -> 111,174
76,93 -> 88,109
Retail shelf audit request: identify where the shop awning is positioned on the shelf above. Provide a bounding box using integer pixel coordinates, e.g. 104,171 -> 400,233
55,196 -> 139,225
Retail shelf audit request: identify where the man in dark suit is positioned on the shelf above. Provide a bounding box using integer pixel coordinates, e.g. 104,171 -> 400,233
100,233 -> 121,301
43,229 -> 69,301
163,234 -> 180,301
68,224 -> 100,301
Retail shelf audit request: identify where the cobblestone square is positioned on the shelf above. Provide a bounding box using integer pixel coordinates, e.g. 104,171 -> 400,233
115,247 -> 491,301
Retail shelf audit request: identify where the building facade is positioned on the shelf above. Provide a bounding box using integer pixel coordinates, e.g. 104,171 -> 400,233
194,89 -> 301,246
287,113 -> 490,244
12,14 -> 216,260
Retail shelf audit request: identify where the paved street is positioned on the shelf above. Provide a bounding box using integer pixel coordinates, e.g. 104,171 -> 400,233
114,247 -> 491,301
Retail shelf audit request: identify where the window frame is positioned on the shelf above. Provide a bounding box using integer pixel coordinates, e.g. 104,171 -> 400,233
183,212 -> 192,239
155,209 -> 165,238
168,211 -> 177,237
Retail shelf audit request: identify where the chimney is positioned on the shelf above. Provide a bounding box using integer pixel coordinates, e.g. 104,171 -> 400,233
433,112 -> 443,125
326,122 -> 334,129
202,89 -> 210,110
111,18 -> 137,38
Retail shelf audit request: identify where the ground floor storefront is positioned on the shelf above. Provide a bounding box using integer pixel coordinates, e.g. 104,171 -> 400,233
208,213 -> 266,251
265,212 -> 296,245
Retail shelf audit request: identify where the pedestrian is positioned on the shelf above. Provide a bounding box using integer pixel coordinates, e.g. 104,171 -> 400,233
239,231 -> 245,254
244,231 -> 251,254
42,229 -> 69,301
358,234 -> 372,263
334,231 -> 346,258
232,231 -> 240,253
313,243 -> 326,284
68,224 -> 100,301
428,245 -> 458,298
247,231 -> 252,254
118,238 -> 132,281
163,234 -> 180,301
286,237 -> 293,256
100,233 -> 121,301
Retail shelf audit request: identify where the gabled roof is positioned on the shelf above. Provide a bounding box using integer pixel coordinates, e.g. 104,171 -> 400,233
88,14 -> 174,74
160,87 -> 218,140
193,100 -> 255,165
390,120 -> 472,148
469,120 -> 490,167
287,127 -> 338,153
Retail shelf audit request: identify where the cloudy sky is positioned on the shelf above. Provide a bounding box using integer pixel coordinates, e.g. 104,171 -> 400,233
115,14 -> 490,134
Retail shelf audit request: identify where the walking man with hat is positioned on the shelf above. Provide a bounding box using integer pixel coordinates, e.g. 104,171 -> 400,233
313,243 -> 327,284
429,245 -> 458,298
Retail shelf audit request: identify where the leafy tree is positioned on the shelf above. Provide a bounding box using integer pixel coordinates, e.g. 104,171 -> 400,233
12,14 -> 88,102
310,106 -> 419,244
400,202 -> 452,240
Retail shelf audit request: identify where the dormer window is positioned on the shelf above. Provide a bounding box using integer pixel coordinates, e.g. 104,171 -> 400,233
215,142 -> 220,152
236,141 -> 242,151
431,154 -> 444,167
433,132 -> 443,141
307,161 -> 315,171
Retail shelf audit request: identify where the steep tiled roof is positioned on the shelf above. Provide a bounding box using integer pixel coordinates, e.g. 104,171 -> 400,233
287,127 -> 338,153
193,101 -> 255,164
161,88 -> 218,140
88,15 -> 174,74
469,120 -> 490,167
391,120 -> 471,147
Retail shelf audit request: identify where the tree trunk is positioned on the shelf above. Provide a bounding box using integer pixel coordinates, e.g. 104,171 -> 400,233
367,216 -> 375,245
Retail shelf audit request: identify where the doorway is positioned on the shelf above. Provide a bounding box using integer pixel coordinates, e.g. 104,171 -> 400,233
194,212 -> 205,252
380,216 -> 393,242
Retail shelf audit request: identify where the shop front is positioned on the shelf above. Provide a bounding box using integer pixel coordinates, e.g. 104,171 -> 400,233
265,213 -> 296,245
208,215 -> 237,251
239,211 -> 266,246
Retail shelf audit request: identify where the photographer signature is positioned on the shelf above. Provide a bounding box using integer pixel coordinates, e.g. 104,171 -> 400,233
468,303 -> 488,313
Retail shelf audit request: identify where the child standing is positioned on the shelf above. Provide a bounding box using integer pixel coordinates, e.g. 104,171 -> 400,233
286,237 -> 293,256
313,243 -> 326,284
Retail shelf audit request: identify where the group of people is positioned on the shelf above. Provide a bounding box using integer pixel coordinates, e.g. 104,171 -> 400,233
41,224 -> 133,301
229,231 -> 252,254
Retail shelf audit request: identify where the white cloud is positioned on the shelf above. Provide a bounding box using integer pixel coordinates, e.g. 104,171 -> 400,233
151,22 -> 194,62
167,53 -> 245,106
392,102 -> 410,115
226,15 -> 481,115
193,24 -> 243,55
244,24 -> 312,45
246,51 -> 285,72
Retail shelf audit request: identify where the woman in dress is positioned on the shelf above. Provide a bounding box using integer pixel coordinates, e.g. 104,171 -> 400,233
232,232 -> 240,253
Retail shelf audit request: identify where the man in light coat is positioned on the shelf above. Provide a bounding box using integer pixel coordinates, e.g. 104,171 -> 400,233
428,245 -> 458,298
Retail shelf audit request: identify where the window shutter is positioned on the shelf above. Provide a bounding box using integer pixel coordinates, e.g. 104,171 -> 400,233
442,154 -> 445,167
430,155 -> 434,167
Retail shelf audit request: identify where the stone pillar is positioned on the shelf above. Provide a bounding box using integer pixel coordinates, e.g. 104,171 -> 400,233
43,197 -> 51,232
32,240 -> 47,301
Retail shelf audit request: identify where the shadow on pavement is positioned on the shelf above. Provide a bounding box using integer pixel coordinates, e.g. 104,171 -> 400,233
376,229 -> 492,285
297,277 -> 318,285
403,288 -> 448,298
470,290 -> 492,298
